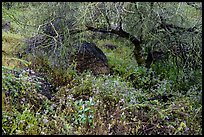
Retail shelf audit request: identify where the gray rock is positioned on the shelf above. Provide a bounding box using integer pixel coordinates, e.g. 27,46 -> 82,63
73,42 -> 110,75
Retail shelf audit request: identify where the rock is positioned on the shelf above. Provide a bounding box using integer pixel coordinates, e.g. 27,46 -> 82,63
103,44 -> 117,50
19,68 -> 56,99
24,34 -> 110,75
2,21 -> 11,32
73,42 -> 110,75
24,34 -> 48,53
24,34 -> 64,57
145,50 -> 166,68
42,17 -> 75,37
42,17 -> 66,36
152,51 -> 166,61
2,67 -> 56,113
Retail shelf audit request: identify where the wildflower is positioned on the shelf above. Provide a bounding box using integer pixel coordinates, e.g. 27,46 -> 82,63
43,118 -> 49,124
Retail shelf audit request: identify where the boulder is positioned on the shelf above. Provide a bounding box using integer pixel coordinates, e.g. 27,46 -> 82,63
103,44 -> 117,50
73,42 -> 110,75
24,34 -> 110,75
42,17 -> 75,37
24,34 -> 64,58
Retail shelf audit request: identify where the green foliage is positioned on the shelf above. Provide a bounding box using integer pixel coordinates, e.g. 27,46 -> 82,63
96,39 -> 137,76
73,97 -> 95,127
27,53 -> 77,88
2,2 -> 202,135
2,106 -> 40,135
2,66 -> 51,113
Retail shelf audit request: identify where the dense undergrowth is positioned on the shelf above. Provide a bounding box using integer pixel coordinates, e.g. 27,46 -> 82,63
2,3 -> 202,135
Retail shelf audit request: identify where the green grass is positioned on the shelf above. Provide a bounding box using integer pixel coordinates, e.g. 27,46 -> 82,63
2,3 -> 202,135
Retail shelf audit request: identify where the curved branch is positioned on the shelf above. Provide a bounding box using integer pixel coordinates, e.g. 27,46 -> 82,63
85,25 -> 145,66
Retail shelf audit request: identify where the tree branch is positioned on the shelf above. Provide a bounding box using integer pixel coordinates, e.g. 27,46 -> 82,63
69,28 -> 89,34
67,19 -> 145,66
186,2 -> 202,10
158,15 -> 200,34
85,25 -> 145,66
